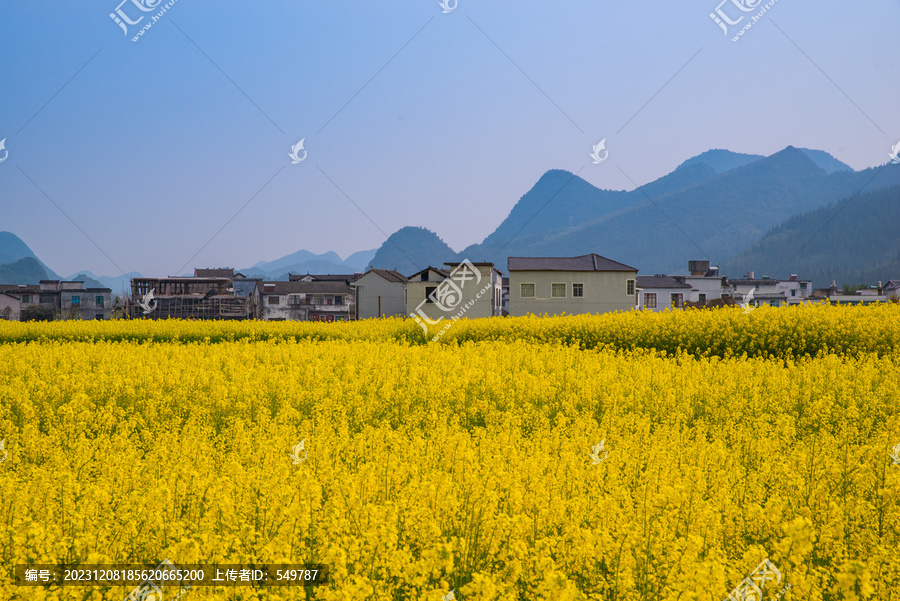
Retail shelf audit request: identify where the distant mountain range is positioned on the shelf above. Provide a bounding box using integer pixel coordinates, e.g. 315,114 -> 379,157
0,230 -> 376,288
369,146 -> 899,286
3,146 -> 897,289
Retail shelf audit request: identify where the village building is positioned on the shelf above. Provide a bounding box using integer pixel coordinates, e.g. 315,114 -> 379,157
352,268 -> 409,319
637,275 -> 692,311
508,254 -> 638,317
260,281 -> 354,322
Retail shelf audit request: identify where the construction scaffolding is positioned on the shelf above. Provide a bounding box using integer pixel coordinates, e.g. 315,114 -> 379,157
127,277 -> 253,320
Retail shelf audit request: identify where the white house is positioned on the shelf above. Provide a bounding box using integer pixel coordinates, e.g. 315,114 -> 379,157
637,275 -> 692,311
352,268 -> 409,319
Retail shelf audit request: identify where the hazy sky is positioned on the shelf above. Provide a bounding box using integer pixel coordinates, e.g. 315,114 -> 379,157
1,0 -> 898,277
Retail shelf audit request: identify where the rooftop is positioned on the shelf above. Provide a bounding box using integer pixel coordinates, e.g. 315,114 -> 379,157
508,254 -> 637,272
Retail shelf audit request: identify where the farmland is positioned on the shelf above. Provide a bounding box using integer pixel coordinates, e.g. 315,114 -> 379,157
1,304 -> 899,600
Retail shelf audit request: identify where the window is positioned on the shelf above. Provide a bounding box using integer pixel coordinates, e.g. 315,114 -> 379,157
425,286 -> 437,303
800,282 -> 808,290
71,296 -> 80,305
698,293 -> 706,304
334,295 -> 344,305
573,283 -> 584,298
790,290 -> 796,297
769,300 -> 780,307
268,296 -> 280,305
312,295 -> 325,305
755,284 -> 760,291
288,295 -> 302,306
670,293 -> 683,308
626,279 -> 635,295
520,283 -> 535,298
95,296 -> 104,307
22,295 -> 32,303
40,294 -> 54,304
95,314 -> 103,320
551,283 -> 566,298
645,293 -> 657,308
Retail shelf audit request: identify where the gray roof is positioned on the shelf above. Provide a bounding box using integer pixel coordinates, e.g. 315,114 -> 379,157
194,268 -> 235,278
361,268 -> 408,283
408,266 -> 451,280
636,275 -> 691,289
261,281 -> 352,295
289,273 -> 361,283
508,254 -> 637,272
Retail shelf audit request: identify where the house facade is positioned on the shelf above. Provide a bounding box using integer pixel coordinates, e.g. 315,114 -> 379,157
260,281 -> 354,322
637,275 -> 692,311
0,280 -> 112,320
508,254 -> 638,317
0,292 -> 21,321
677,261 -> 729,305
407,262 -> 503,324
728,271 -> 812,308
353,268 -> 408,319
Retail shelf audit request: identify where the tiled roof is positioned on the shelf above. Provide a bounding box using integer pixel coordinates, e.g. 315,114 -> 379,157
508,254 -> 637,272
194,268 -> 235,278
408,267 -> 450,280
636,275 -> 691,289
366,268 -> 409,283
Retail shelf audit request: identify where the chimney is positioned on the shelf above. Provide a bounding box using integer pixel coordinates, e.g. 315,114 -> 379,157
747,271 -> 754,280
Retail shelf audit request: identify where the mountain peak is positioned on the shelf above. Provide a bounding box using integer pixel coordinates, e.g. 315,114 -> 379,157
676,149 -> 765,174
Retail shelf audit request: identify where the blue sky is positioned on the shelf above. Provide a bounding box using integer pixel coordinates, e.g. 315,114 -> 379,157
0,0 -> 898,277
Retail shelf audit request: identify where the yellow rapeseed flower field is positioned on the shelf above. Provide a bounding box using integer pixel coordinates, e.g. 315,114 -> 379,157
1,304 -> 899,600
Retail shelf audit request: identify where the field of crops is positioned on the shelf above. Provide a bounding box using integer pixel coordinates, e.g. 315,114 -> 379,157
1,304 -> 899,600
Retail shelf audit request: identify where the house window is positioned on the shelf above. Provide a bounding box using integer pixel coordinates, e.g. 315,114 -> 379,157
22,295 -> 32,303
520,283 -> 535,298
40,294 -> 54,304
769,300 -> 780,307
573,283 -> 584,298
645,293 -> 657,308
698,293 -> 706,304
551,283 -> 566,298
800,282 -> 808,290
790,290 -> 796,297
425,286 -> 437,303
312,295 -> 325,305
754,284 -> 760,291
288,295 -> 302,306
626,279 -> 635,295
95,296 -> 104,307
268,296 -> 280,305
334,295 -> 344,305
71,296 -> 80,305
95,314 -> 103,320
671,293 -> 683,308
